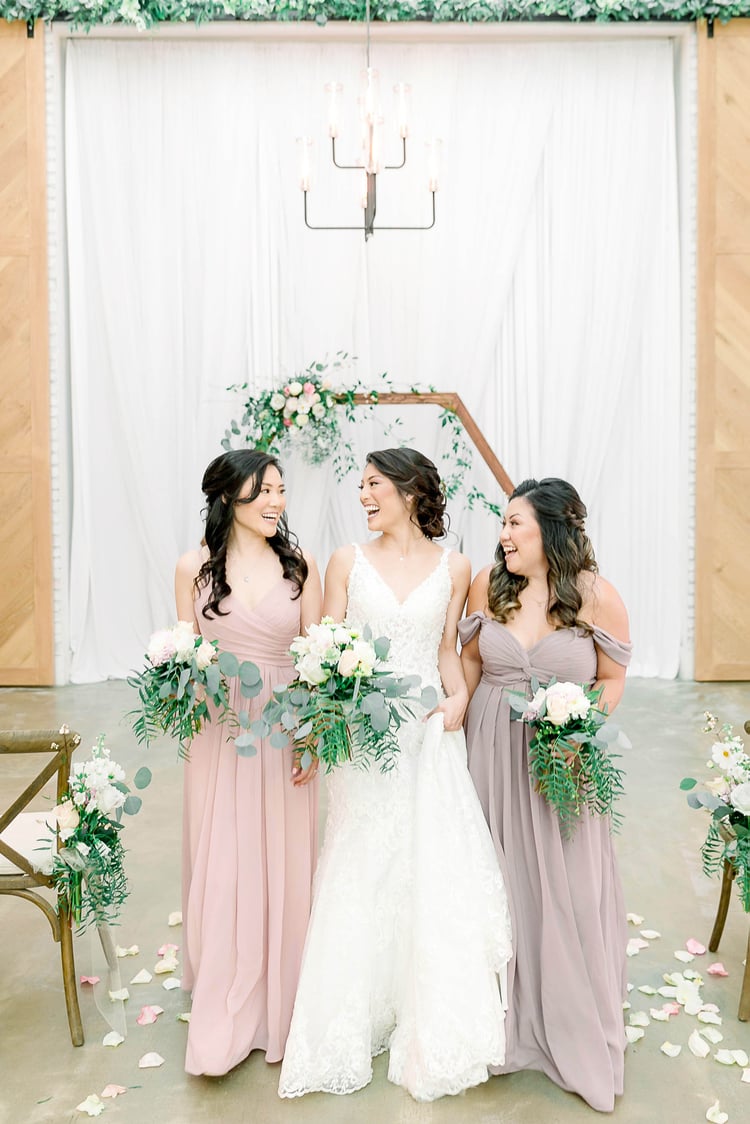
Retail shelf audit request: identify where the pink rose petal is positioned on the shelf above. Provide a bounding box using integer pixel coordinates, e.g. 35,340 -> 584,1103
136,1004 -> 165,1026
662,1003 -> 681,1016
157,943 -> 179,956
685,938 -> 707,955
707,962 -> 729,977
101,1085 -> 127,1099
80,975 -> 100,985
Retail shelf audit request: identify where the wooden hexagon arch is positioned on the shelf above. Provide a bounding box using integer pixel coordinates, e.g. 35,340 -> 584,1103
349,391 -> 514,498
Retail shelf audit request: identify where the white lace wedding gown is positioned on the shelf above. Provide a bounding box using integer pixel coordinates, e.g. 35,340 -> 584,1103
278,546 -> 513,1102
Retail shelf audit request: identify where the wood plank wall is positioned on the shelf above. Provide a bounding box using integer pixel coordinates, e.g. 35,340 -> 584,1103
0,21 -> 53,685
696,19 -> 750,680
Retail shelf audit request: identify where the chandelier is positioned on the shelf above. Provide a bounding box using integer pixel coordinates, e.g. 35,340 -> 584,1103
297,0 -> 440,242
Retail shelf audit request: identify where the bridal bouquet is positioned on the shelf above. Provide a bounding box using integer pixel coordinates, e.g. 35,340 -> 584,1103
45,736 -> 150,932
508,679 -> 627,838
250,617 -> 437,772
681,712 -> 750,911
127,621 -> 262,756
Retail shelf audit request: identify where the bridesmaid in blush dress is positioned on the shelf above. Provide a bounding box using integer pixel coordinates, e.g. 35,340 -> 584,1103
459,478 -> 631,1113
175,450 -> 321,1076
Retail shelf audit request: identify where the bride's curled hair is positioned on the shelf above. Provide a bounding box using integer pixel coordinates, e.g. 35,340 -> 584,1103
487,477 -> 597,629
366,448 -> 447,540
196,449 -> 308,618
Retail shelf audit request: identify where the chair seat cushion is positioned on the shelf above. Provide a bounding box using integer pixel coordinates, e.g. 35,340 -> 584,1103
0,812 -> 56,876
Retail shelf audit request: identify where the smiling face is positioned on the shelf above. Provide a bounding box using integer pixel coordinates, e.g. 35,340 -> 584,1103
359,462 -> 411,533
232,464 -> 286,539
499,496 -> 547,576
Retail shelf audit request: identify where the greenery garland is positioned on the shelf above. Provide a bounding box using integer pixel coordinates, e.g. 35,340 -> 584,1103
2,1 -> 749,31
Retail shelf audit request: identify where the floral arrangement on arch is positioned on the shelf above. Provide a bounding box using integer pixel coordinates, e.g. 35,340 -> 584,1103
45,736 -> 151,932
681,712 -> 750,912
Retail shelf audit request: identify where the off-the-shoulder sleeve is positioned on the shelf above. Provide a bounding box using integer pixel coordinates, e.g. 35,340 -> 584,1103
458,611 -> 486,645
592,626 -> 632,667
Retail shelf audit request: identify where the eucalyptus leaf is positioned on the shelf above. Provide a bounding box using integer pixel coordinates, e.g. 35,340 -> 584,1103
299,749 -> 313,770
369,709 -> 390,733
680,777 -> 698,790
235,736 -> 258,757
204,663 -> 221,697
373,637 -> 390,660
290,688 -> 310,707
218,651 -> 239,677
270,731 -> 289,750
296,721 -> 313,739
686,792 -> 702,810
240,680 -> 263,699
133,767 -> 152,791
238,710 -> 250,728
420,686 -> 438,711
239,661 -> 262,687
123,794 -> 142,816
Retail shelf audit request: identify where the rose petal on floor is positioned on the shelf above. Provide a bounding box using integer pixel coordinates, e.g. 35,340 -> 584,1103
154,958 -> 179,975
662,1003 -> 681,1016
75,1094 -> 104,1116
625,1026 -> 645,1044
699,1027 -> 724,1044
629,1011 -> 650,1027
136,1005 -> 164,1026
714,1049 -> 736,1065
637,985 -> 657,995
742,1068 -> 750,1083
101,1085 -> 127,1098
162,978 -> 181,991
138,1052 -> 165,1069
731,1050 -> 749,1067
701,1003 -> 720,1013
689,1030 -> 711,1057
640,930 -> 661,940
176,1012 -> 191,1023
660,1042 -> 682,1057
707,962 -> 729,977
650,1009 -> 671,1022
627,913 -> 645,926
627,938 -> 649,956
686,938 -> 707,955
658,986 -> 678,998
627,983 -> 634,992
108,988 -> 129,1002
130,969 -> 152,985
157,943 -> 179,957
674,950 -> 695,963
706,1100 -> 729,1124
80,976 -> 100,986
115,945 -> 139,958
698,1011 -> 723,1026
102,1031 -> 124,1048
167,911 -> 182,927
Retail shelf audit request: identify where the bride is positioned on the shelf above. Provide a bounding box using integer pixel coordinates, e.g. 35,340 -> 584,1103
279,448 -> 512,1102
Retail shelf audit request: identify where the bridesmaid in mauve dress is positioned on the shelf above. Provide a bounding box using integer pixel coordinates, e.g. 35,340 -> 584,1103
175,450 -> 321,1077
459,477 -> 631,1114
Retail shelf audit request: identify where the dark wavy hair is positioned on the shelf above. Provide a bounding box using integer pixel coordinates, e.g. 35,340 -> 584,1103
366,447 -> 448,540
195,450 -> 308,618
487,477 -> 597,629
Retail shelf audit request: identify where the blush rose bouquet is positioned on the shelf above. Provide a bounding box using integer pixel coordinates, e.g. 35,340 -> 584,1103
127,621 -> 263,756
248,617 -> 437,772
508,678 -> 627,838
681,712 -> 750,911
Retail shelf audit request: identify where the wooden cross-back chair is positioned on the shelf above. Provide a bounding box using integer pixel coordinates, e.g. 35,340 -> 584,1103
706,717 -> 750,1023
0,727 -> 84,1045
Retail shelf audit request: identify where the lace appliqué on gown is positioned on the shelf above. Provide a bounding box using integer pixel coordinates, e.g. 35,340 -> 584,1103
279,546 -> 512,1102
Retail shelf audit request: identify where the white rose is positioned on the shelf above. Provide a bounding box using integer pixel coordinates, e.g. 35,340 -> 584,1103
333,626 -> 352,647
543,686 -> 571,726
296,399 -> 311,414
295,413 -> 309,427
351,639 -> 377,677
296,653 -> 328,686
729,782 -> 750,816
52,801 -> 80,841
311,402 -> 326,419
172,621 -> 197,663
147,629 -> 177,666
283,398 -> 296,416
337,649 -> 359,677
288,381 -> 303,396
194,639 -> 215,671
94,784 -> 126,816
270,392 -> 286,411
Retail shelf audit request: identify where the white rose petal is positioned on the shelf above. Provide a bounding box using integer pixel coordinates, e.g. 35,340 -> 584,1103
640,930 -> 661,940
637,985 -> 657,995
627,913 -> 645,926
629,1011 -> 650,1027
168,911 -> 182,926
698,1011 -> 723,1025
154,957 -> 178,975
674,950 -> 695,963
741,1068 -> 750,1083
163,977 -> 181,991
706,1102 -> 728,1124
625,1026 -> 645,1044
714,1049 -> 736,1065
138,1052 -> 165,1069
102,1030 -> 125,1047
622,1000 -> 631,1010
130,969 -> 152,985
699,1027 -> 724,1044
76,1094 -> 105,1117
108,988 -> 129,1001
650,1009 -> 671,1022
731,1050 -> 749,1067
689,1030 -> 711,1057
660,1042 -> 681,1057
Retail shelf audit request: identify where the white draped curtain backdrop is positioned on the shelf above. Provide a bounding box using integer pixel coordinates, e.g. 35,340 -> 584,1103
64,32 -> 682,682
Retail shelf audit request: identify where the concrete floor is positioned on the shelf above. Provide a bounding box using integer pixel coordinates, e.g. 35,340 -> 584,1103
1,678 -> 749,1124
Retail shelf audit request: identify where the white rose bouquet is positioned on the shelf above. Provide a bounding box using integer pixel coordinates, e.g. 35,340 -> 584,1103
127,622 -> 263,756
45,735 -> 151,932
507,678 -> 627,837
681,713 -> 750,911
251,617 -> 437,772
